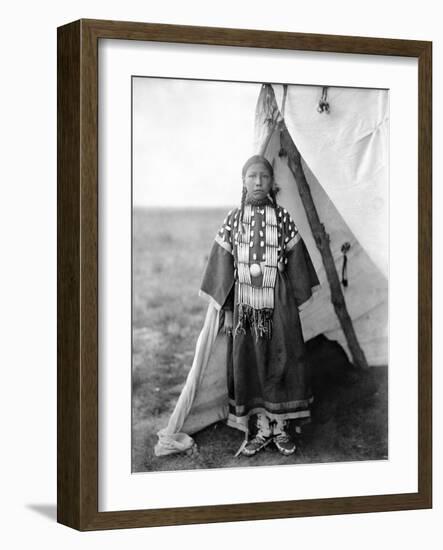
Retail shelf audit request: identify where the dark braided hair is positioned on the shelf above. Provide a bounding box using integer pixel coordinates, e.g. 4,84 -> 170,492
239,155 -> 274,239
237,185 -> 248,242
268,185 -> 285,260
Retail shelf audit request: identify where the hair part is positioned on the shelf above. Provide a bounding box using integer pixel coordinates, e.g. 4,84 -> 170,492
241,155 -> 274,179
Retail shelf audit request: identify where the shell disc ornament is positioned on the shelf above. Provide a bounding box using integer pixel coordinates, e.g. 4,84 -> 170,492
249,263 -> 262,277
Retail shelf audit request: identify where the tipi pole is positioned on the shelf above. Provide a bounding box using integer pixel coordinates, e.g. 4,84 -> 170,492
279,123 -> 368,369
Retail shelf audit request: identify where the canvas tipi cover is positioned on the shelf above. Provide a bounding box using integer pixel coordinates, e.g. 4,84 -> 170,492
256,84 -> 388,366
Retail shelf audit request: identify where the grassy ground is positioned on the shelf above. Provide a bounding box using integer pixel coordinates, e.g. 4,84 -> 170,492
132,208 -> 388,472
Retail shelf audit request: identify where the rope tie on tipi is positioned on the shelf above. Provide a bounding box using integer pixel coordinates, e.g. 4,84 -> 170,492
317,86 -> 330,114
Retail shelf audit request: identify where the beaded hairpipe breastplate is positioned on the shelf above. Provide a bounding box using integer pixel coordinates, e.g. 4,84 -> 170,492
233,202 -> 280,340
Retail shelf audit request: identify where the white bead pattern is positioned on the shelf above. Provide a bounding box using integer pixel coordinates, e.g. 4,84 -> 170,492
234,204 -> 278,310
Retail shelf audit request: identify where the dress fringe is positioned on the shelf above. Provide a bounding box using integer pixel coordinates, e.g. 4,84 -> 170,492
234,304 -> 273,340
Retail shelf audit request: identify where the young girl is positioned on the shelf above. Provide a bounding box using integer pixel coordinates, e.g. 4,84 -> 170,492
200,154 -> 319,456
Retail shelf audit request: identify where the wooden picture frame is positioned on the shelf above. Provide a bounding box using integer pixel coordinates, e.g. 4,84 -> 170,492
57,18 -> 432,530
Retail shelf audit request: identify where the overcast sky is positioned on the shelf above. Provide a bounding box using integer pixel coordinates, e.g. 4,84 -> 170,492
133,77 -> 261,208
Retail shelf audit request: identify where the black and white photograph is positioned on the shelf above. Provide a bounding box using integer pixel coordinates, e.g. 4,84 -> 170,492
132,76 -> 389,473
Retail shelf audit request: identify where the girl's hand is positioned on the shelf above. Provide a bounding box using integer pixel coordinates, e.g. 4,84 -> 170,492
223,310 -> 233,336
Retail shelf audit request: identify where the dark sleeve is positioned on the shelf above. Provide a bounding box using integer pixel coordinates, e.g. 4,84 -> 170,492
286,238 -> 320,307
200,211 -> 235,310
281,209 -> 320,308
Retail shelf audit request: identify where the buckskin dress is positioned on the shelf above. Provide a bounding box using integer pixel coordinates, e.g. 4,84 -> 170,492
200,197 -> 320,434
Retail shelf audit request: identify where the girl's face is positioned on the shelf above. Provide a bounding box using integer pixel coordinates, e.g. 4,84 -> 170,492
243,162 -> 273,201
